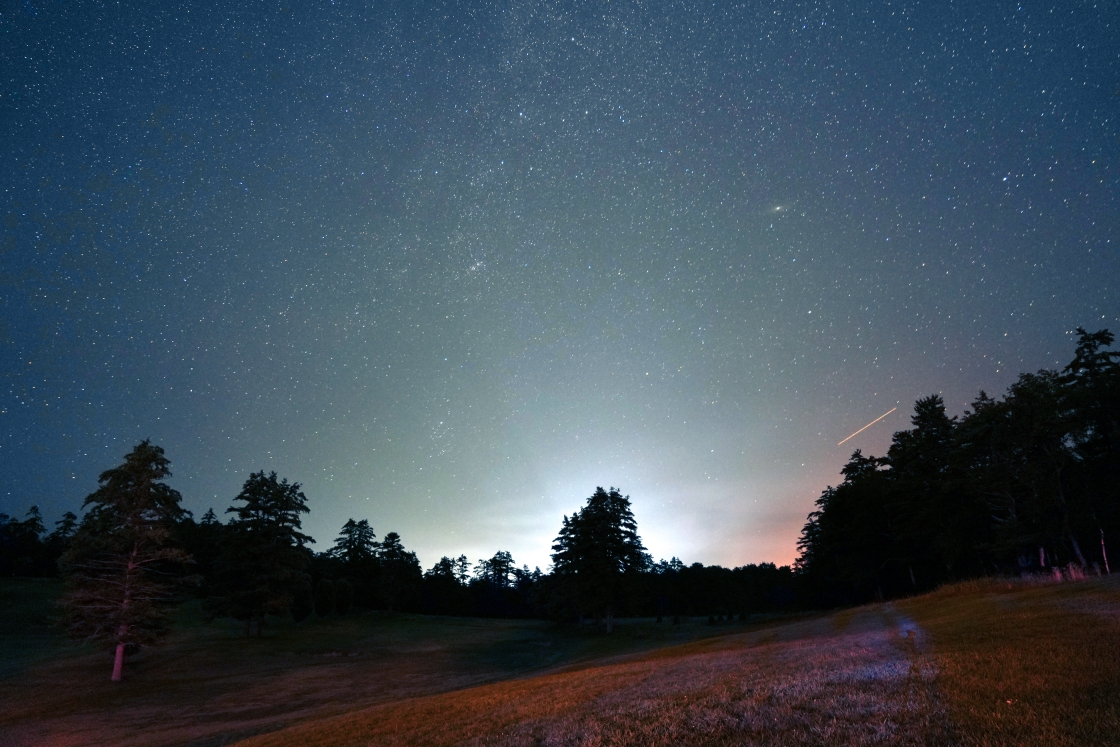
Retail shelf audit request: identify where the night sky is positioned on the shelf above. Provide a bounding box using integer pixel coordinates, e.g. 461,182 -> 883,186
2,1 -> 1117,571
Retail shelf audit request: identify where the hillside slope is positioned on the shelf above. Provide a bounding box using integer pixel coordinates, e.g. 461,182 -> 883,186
0,580 -> 744,747
235,577 -> 1120,747
3,577 -> 1118,746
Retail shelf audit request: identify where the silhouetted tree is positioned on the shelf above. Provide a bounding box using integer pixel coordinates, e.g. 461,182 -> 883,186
192,508 -> 225,582
421,555 -> 471,615
795,329 -> 1120,605
331,519 -> 378,565
204,472 -> 313,635
475,550 -> 516,588
887,395 -> 970,588
0,507 -> 48,576
58,441 -> 192,681
1062,328 -> 1120,569
377,532 -> 420,612
453,554 -> 472,584
44,511 -> 79,570
426,556 -> 459,582
551,486 -> 647,632
328,518 -> 379,606
796,450 -> 894,603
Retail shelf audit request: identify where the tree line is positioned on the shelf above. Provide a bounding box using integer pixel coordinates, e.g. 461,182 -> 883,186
10,327 -> 1110,679
2,463 -> 794,681
796,328 -> 1119,605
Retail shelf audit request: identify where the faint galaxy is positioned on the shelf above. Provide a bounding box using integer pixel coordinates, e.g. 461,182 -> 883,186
2,0 -> 1117,568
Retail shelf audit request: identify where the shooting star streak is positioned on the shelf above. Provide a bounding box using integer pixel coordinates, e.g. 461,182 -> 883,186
837,407 -> 897,446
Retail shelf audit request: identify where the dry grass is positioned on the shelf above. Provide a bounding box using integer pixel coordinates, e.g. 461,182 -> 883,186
0,580 -> 751,747
235,608 -> 950,747
6,576 -> 1119,746
902,575 -> 1120,746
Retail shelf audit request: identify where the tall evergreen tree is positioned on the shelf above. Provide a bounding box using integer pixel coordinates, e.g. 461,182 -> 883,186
47,510 -> 78,548
58,441 -> 192,681
0,507 -> 47,576
475,550 -> 516,588
426,556 -> 459,582
453,554 -> 472,585
550,486 -> 647,632
327,518 -> 380,607
1062,328 -> 1120,568
37,510 -> 80,576
179,508 -> 224,590
796,450 -> 895,602
204,472 -> 313,635
421,555 -> 471,615
796,328 -> 1120,605
377,532 -> 420,612
886,395 -> 962,587
330,519 -> 378,566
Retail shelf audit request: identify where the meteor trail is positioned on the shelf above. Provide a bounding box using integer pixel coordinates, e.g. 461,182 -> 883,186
837,407 -> 897,446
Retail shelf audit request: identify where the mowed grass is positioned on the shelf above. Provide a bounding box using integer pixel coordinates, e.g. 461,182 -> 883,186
4,577 -> 1119,746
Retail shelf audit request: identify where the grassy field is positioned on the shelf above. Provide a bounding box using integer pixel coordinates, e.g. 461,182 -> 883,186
0,579 -> 759,746
900,577 -> 1120,746
2,576 -> 1119,746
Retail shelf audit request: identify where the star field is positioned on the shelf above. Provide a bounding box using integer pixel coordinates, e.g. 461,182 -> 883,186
2,0 -> 1117,569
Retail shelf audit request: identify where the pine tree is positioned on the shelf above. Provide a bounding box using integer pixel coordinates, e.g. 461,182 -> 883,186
330,519 -> 378,565
49,511 -> 79,545
425,556 -> 458,581
42,510 -> 79,575
328,518 -> 378,606
378,532 -> 420,612
204,471 -> 313,635
551,487 -> 647,632
10,507 -> 46,576
475,550 -> 516,588
422,556 -> 472,615
886,395 -> 961,588
453,554 -> 472,585
795,450 -> 893,602
793,328 -> 1120,605
58,441 -> 192,681
1062,328 -> 1120,569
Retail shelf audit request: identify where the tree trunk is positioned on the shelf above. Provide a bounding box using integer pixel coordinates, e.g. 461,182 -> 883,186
605,606 -> 613,634
111,642 -> 126,681
112,541 -> 138,681
1101,529 -> 1111,574
1070,534 -> 1088,568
